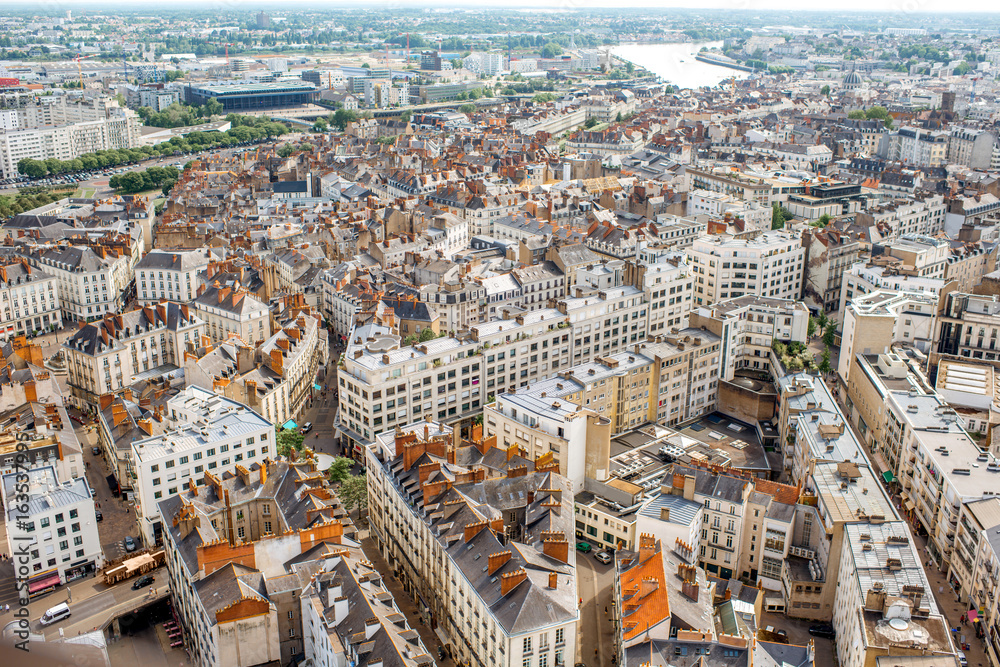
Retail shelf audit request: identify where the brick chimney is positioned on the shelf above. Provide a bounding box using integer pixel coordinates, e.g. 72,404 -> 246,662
640,577 -> 659,598
638,533 -> 656,563
500,568 -> 528,596
464,520 -> 487,543
188,478 -> 197,496
488,550 -> 512,575
681,579 -> 700,602
548,572 -> 558,589
508,464 -> 527,478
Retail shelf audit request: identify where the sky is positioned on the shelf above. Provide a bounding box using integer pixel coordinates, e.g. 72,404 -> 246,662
6,0 -> 1000,14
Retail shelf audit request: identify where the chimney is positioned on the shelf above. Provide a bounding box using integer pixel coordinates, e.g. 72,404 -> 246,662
660,507 -> 670,522
500,568 -> 528,596
542,535 -> 569,563
548,572 -> 558,589
508,464 -> 528,478
640,577 -> 659,598
260,461 -> 268,486
681,579 -> 700,602
638,533 -> 656,563
464,520 -> 487,543
488,550 -> 512,575
188,478 -> 197,496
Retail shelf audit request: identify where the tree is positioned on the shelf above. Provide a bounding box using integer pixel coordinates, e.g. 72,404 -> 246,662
847,109 -> 866,120
807,315 -> 818,337
18,158 -> 47,178
771,202 -> 787,230
584,117 -> 600,129
820,84 -> 831,96
278,143 -> 296,158
339,473 -> 368,513
459,103 -> 476,114
312,118 -> 329,132
327,456 -> 354,484
332,108 -> 358,130
540,42 -> 563,59
203,97 -> 223,118
418,328 -> 438,343
823,320 -> 837,348
819,347 -> 832,375
277,429 -> 305,456
399,110 -> 412,122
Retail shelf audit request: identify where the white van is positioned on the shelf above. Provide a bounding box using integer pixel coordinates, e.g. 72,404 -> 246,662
40,602 -> 71,626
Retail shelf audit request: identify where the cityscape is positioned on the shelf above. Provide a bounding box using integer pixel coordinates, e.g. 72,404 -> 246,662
1,5 -> 1000,667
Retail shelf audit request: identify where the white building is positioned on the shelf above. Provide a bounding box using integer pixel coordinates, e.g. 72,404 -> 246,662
135,248 -> 214,305
687,230 -> 805,306
130,386 -> 275,546
35,245 -> 132,323
0,259 -> 61,338
192,282 -> 271,346
1,465 -> 103,594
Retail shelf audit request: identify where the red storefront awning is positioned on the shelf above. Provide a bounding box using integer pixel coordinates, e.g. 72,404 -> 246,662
28,573 -> 61,593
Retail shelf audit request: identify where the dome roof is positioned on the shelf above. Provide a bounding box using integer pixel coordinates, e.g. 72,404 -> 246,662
844,70 -> 862,85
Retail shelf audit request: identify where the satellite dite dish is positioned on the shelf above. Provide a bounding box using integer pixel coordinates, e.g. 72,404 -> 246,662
888,618 -> 909,631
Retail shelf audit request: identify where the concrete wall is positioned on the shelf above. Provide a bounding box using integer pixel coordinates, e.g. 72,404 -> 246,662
718,379 -> 777,426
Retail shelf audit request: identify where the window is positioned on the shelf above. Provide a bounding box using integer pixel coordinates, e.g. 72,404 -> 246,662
524,637 -> 532,654
71,522 -> 80,533
40,518 -> 50,528
556,628 -> 564,645
179,456 -> 189,465
69,509 -> 77,519
165,460 -> 175,468
57,527 -> 66,537
264,521 -> 272,533
73,536 -> 82,546
238,526 -> 245,539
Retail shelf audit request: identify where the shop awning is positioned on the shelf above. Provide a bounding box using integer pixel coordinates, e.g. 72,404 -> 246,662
434,626 -> 449,647
882,471 -> 895,483
314,383 -> 322,391
904,500 -> 915,510
968,610 -> 978,621
281,420 -> 298,430
28,573 -> 61,593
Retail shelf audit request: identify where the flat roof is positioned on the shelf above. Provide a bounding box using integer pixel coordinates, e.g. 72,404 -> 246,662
189,80 -> 318,95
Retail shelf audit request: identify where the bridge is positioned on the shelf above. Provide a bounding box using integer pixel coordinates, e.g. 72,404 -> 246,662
239,97 -> 505,124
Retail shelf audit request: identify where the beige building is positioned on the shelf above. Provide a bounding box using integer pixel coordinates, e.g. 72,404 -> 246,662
687,230 -> 805,306
192,281 -> 270,346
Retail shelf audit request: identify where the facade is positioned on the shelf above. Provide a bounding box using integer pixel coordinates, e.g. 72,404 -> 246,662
192,282 -> 271,346
365,421 -> 579,667
130,385 -> 274,546
135,248 -> 213,305
183,81 -> 318,111
35,245 -> 132,323
0,259 -> 61,338
688,231 -> 805,306
65,302 -> 204,408
882,126 -> 948,167
0,465 -> 103,594
801,228 -> 861,315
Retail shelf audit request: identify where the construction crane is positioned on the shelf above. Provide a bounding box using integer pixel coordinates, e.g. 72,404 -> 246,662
73,53 -> 98,90
223,43 -> 233,68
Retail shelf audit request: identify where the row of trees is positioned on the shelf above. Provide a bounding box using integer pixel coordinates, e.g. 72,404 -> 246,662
847,105 -> 893,128
17,115 -> 289,179
0,187 -> 73,220
137,99 -> 223,129
109,166 -> 180,195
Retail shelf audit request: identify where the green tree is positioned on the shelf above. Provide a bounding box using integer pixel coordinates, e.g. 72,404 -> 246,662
399,110 -> 412,122
18,158 -> 47,178
327,456 -> 354,484
278,143 -> 296,158
418,328 -> 438,343
332,108 -> 358,130
312,118 -> 329,132
203,97 -> 223,118
771,202 -> 787,230
339,473 -> 368,513
823,320 -> 837,348
847,109 -> 866,120
540,42 -> 563,59
277,429 -> 305,456
820,84 -> 831,96
459,103 -> 476,114
807,315 -> 818,337
819,347 -> 832,375
584,117 -> 600,129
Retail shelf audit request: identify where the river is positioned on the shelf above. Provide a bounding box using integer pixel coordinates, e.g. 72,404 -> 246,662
612,41 -> 751,90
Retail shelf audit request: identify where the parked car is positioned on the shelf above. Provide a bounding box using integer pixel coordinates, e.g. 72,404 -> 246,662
40,603 -> 71,626
301,422 -> 313,434
576,541 -> 592,553
957,652 -> 967,667
132,574 -> 155,590
594,551 -> 612,564
124,536 -> 137,552
95,509 -> 102,522
91,446 -> 100,456
809,624 -> 836,639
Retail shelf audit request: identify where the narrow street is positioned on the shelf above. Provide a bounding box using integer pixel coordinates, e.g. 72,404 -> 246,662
576,551 -> 615,667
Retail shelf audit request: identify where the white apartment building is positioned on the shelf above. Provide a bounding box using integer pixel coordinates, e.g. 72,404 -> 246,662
1,465 -> 103,593
633,245 -> 694,335
34,245 -> 131,323
856,195 -> 946,240
365,421 -> 579,667
65,302 -> 204,408
559,285 -> 648,366
0,260 -> 61,338
0,110 -> 141,179
130,386 -> 275,545
192,283 -> 271,346
688,230 -> 805,306
838,261 -> 951,323
690,295 -> 810,382
882,126 -> 949,167
135,248 -> 213,305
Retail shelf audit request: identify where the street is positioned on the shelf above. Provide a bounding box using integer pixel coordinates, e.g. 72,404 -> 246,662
576,549 -> 615,667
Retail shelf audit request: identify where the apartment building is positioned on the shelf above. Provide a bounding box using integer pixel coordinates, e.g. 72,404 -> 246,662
484,391 -> 612,492
801,227 -> 861,315
135,248 -> 213,305
336,308 -> 571,455
630,245 -> 694,335
65,303 -> 204,408
157,458 -> 355,667
883,235 -> 952,278
838,261 -> 951,323
949,497 -> 1000,621
300,546 -> 435,667
364,422 -> 579,667
690,296 -> 809,382
944,242 -> 997,293
853,194 -> 946,240
192,281 -> 271,346
558,285 -> 648,366
935,292 -> 1000,366
688,231 -> 805,306
948,126 -> 997,169
837,290 -> 939,389
35,244 -> 132,323
0,465 -> 103,594
129,385 -> 274,545
882,126 -> 948,167
0,259 -> 61,338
